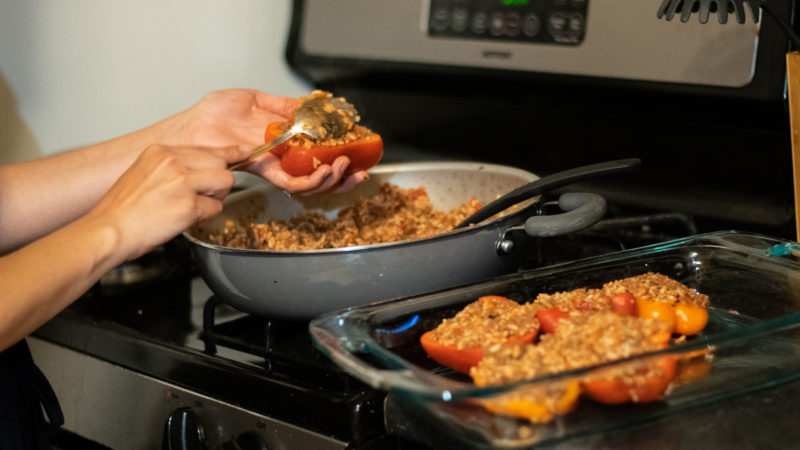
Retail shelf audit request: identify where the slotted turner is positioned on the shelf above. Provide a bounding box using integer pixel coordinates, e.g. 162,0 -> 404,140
656,0 -> 761,24
656,0 -> 800,240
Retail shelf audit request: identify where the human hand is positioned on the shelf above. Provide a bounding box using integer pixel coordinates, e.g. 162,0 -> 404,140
241,153 -> 369,195
165,89 -> 368,194
86,144 -> 249,261
167,89 -> 297,149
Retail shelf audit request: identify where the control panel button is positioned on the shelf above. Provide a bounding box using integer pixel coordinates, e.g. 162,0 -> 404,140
431,5 -> 449,31
548,13 -> 567,33
569,14 -> 584,31
489,12 -> 505,36
163,408 -> 207,450
505,11 -> 521,37
222,431 -> 270,450
452,6 -> 470,32
471,11 -> 488,34
522,13 -> 541,37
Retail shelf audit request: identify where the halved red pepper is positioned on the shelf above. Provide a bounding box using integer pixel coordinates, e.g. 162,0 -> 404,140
536,307 -> 570,334
265,121 -> 383,177
420,330 -> 537,374
610,292 -> 637,316
579,319 -> 677,405
581,353 -> 678,404
420,296 -> 539,374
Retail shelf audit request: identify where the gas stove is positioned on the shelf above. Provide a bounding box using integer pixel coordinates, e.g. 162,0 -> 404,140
30,210 -> 699,450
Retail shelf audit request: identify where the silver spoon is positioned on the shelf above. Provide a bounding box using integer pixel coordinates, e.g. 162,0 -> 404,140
229,93 -> 358,171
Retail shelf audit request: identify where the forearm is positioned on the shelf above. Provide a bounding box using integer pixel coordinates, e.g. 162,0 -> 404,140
0,116 -> 178,252
0,140 -> 247,351
0,214 -> 123,351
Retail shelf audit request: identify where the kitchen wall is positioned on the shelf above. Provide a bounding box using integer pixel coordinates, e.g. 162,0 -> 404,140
0,0 -> 310,164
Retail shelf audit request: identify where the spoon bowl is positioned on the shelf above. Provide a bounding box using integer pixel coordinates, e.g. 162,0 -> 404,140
229,92 -> 359,170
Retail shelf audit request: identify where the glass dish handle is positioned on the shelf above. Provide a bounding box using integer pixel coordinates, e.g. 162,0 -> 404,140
312,326 -> 469,397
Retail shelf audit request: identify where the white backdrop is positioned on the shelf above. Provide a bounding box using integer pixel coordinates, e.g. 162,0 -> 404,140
0,0 -> 310,163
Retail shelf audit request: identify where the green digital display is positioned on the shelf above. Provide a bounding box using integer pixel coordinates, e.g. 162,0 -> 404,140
501,0 -> 531,5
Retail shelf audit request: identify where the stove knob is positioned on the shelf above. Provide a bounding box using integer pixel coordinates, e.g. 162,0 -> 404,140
222,431 -> 270,450
163,408 -> 207,450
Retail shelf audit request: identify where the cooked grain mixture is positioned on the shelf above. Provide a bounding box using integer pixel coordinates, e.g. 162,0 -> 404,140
207,183 -> 482,251
288,90 -> 365,144
528,288 -> 609,313
470,311 -> 672,387
602,272 -> 709,307
530,272 -> 709,311
428,296 -> 540,350
279,121 -> 373,148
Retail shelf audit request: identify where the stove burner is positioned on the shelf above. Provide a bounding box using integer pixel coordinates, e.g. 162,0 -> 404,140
527,209 -> 698,268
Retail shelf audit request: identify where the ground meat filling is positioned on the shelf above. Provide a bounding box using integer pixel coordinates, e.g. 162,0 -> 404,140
208,183 -> 482,251
428,296 -> 540,350
470,312 -> 672,387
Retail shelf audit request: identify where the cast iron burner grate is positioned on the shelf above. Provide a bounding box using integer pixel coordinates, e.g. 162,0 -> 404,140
198,297 -> 390,446
200,296 -> 362,393
527,209 -> 698,268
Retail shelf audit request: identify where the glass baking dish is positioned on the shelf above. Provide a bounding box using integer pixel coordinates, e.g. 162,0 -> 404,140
309,231 -> 800,448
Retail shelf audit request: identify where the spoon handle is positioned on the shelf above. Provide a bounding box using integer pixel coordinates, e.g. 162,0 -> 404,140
228,130 -> 296,171
454,158 -> 641,229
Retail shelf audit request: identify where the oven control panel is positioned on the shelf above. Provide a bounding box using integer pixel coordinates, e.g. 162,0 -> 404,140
293,0 -> 761,89
428,0 -> 588,45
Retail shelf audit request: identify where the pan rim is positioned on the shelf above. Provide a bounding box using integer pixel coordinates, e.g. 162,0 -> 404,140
182,161 -> 539,255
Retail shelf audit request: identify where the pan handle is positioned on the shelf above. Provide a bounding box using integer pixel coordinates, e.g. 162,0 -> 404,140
455,158 -> 639,229
498,193 -> 606,254
523,192 -> 607,237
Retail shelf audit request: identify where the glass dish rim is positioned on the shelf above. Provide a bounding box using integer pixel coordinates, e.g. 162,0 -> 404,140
309,230 -> 800,401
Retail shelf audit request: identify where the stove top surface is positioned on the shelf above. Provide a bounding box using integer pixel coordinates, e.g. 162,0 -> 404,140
32,211 -> 707,448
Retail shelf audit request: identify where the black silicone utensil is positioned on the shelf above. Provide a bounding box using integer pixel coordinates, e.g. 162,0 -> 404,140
454,158 -> 641,229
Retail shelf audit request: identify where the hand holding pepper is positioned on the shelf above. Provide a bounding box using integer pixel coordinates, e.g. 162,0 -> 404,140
159,88 -> 371,195
255,90 -> 384,193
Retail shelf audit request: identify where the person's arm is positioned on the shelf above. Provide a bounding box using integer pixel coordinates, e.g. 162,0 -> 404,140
0,89 -> 372,350
160,88 -> 370,194
0,144 -> 247,351
0,123 -> 164,253
0,89 -> 368,253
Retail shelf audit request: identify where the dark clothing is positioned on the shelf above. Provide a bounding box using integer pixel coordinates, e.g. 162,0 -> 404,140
0,340 -> 64,449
